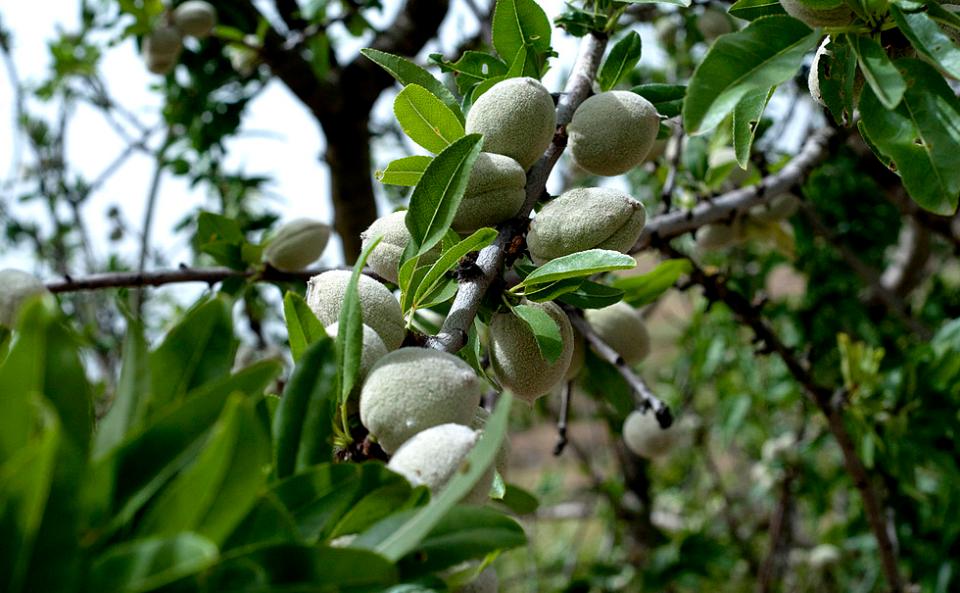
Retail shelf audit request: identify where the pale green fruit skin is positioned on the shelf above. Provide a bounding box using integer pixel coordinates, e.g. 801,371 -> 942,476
567,91 -> 660,177
780,0 -> 854,27
751,193 -> 801,223
323,322 -> 388,383
488,300 -> 574,404
173,1 -> 217,38
454,153 -> 526,233
360,211 -> 431,284
526,187 -> 646,265
584,302 -> 650,365
622,410 -> 675,458
144,24 -> 183,58
697,7 -> 733,41
456,567 -> 498,593
469,407 -> 510,478
387,423 -> 493,504
145,53 -> 177,75
360,348 -> 483,453
263,218 -> 331,271
0,269 -> 49,328
305,270 -> 405,350
696,221 -> 746,250
466,77 -> 557,170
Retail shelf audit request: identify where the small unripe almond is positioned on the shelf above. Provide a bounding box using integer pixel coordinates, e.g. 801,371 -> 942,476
323,322 -> 388,383
173,1 -> 217,39
779,0 -> 854,27
488,300 -> 574,404
145,52 -> 177,75
751,193 -> 800,223
695,220 -> 746,250
360,348 -> 483,453
144,24 -> 183,59
453,153 -> 526,233
360,211 -> 439,284
567,91 -> 660,176
263,218 -> 330,271
305,270 -> 405,350
466,77 -> 557,170
0,269 -> 49,328
387,423 -> 493,504
526,187 -> 646,265
584,302 -> 650,364
622,409 -> 676,458
697,7 -> 733,41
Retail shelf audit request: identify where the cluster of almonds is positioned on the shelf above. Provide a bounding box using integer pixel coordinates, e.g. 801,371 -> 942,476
142,1 -> 217,75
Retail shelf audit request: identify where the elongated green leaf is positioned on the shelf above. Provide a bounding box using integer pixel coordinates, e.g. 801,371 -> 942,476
733,86 -> 774,167
361,48 -> 463,122
273,338 -> 338,478
149,296 -> 237,413
817,37 -> 858,127
89,533 -> 218,593
376,155 -> 432,187
632,83 -> 686,117
612,259 -> 693,306
858,58 -> 960,215
512,304 -> 563,364
409,228 -> 497,312
848,34 -> 906,109
519,249 -> 636,288
556,280 -> 626,309
429,51 -> 509,94
337,236 -> 382,406
616,0 -> 691,6
95,319 -> 150,457
499,483 -> 540,514
196,212 -> 247,269
282,292 -> 327,362
137,394 -> 270,544
520,277 -> 585,303
682,16 -> 818,134
405,134 -> 484,257
728,0 -> 786,20
891,5 -> 960,80
394,84 -> 465,154
598,31 -> 643,91
369,393 -> 513,561
492,0 -> 552,77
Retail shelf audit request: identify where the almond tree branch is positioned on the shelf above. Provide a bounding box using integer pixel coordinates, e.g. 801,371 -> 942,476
633,126 -> 835,252
661,245 -> 904,593
426,32 -> 609,352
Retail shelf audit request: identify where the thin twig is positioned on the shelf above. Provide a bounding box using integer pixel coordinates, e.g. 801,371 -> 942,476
554,380 -> 572,456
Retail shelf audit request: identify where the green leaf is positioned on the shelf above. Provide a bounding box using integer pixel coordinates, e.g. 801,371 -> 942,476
282,292 -> 327,362
397,506 -> 526,576
890,5 -> 960,80
273,338 -> 338,479
361,48 -> 464,122
682,15 -> 818,134
376,155 -> 433,187
848,33 -> 907,109
598,31 -> 643,91
632,83 -> 686,117
367,393 -> 513,562
728,0 -> 786,20
337,235 -> 383,406
556,280 -> 626,309
499,483 -> 540,514
492,0 -> 553,77
519,249 -> 636,288
817,37 -> 859,127
95,319 -> 150,457
149,296 -> 237,414
137,394 -> 270,544
89,533 -> 218,593
405,134 -> 484,257
520,278 -> 585,303
393,84 -> 466,154
615,0 -> 691,6
512,304 -> 564,364
409,228 -> 498,312
858,58 -> 960,215
733,86 -> 774,168
196,212 -> 247,269
429,51 -> 508,94
612,259 -> 693,306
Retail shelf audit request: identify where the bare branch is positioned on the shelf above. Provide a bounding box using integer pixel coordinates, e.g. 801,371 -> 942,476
554,380 -> 572,456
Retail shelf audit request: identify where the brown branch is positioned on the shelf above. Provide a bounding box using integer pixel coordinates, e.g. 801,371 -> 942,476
554,380 -> 573,456
756,465 -> 798,593
662,246 -> 904,593
426,32 -> 609,353
43,265 -> 368,294
633,126 -> 835,252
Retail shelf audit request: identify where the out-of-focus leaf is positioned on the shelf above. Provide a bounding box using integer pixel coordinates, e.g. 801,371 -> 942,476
613,259 -> 692,306
88,533 -> 218,593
